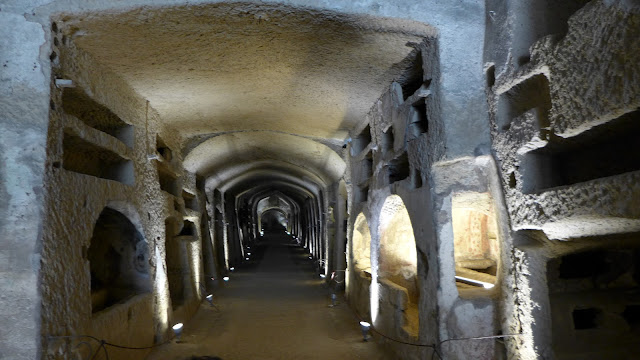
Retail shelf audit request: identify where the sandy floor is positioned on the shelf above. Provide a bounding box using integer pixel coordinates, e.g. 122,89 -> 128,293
146,233 -> 393,360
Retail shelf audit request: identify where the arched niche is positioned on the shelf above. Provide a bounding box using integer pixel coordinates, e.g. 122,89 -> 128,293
378,195 -> 418,298
88,207 -> 150,313
352,213 -> 372,273
377,195 -> 419,336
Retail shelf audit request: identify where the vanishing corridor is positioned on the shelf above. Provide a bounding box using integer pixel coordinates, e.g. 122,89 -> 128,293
147,232 -> 391,360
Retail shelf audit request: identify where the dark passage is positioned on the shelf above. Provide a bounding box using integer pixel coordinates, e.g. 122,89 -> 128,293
147,233 -> 391,360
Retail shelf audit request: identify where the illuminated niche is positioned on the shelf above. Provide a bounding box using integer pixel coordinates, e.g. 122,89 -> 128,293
88,207 -> 150,313
452,192 -> 500,290
378,195 -> 419,334
352,213 -> 372,273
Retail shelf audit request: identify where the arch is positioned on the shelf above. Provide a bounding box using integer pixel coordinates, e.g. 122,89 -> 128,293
376,194 -> 419,336
378,195 -> 418,297
352,213 -> 372,272
88,207 -> 150,313
261,208 -> 289,232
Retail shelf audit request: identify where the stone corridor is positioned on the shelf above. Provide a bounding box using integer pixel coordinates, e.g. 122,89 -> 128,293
146,232 -> 392,360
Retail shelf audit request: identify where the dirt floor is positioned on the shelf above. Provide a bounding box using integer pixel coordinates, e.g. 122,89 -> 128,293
146,232 -> 393,360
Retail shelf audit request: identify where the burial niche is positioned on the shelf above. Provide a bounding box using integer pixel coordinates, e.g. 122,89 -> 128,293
451,192 -> 500,290
88,207 -> 150,313
352,213 -> 372,274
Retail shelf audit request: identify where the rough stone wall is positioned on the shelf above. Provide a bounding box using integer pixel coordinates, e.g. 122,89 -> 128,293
345,38 -> 442,359
0,10 -> 50,360
36,23 -> 206,359
485,0 -> 640,358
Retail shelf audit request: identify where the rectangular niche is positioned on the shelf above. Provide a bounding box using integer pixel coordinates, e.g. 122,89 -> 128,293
351,124 -> 372,156
521,108 -> 640,194
497,74 -> 551,132
356,185 -> 369,203
62,87 -> 134,148
156,135 -> 173,162
182,190 -> 199,211
399,49 -> 424,101
381,126 -> 394,152
409,98 -> 428,138
451,192 -> 499,289
387,152 -> 410,184
62,131 -> 134,185
547,247 -> 640,358
157,165 -> 179,197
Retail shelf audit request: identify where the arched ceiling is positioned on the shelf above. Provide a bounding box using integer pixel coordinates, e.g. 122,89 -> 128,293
62,2 -> 435,187
184,131 -> 345,185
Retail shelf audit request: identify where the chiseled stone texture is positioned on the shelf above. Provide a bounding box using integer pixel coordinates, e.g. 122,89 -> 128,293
489,0 -> 640,240
0,10 -> 49,360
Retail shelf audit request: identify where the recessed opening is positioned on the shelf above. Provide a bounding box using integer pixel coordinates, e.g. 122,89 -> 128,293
352,213 -> 371,273
89,207 -> 149,313
452,192 -> 500,289
157,166 -> 179,197
399,49 -> 424,101
356,185 -> 369,203
179,220 -> 196,237
487,65 -> 495,88
351,125 -> 372,156
521,108 -> 640,193
497,74 -> 550,131
156,135 -> 173,162
412,168 -> 423,189
182,190 -> 198,211
62,131 -> 134,185
388,152 -> 410,184
62,87 -> 134,148
573,308 -> 601,330
508,172 -> 516,188
378,195 -> 420,335
409,98 -> 428,138
381,127 -> 394,152
558,250 -> 608,279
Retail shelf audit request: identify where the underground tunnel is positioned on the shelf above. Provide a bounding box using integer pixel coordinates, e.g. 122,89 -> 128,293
1,0 -> 640,359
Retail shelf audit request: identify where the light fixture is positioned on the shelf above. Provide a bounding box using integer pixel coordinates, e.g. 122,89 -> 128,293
320,274 -> 326,279
247,252 -> 251,256
308,256 -> 313,260
455,275 -> 495,289
206,294 -> 214,306
359,321 -> 371,341
245,257 -> 249,261
229,267 -> 235,271
223,276 -> 230,282
172,323 -> 184,341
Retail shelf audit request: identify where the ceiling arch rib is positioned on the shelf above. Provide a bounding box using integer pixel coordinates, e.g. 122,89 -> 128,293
184,132 -> 346,190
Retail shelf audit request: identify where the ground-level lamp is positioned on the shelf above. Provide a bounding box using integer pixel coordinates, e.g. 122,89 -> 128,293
223,276 -> 230,282
172,323 -> 184,341
359,321 -> 371,341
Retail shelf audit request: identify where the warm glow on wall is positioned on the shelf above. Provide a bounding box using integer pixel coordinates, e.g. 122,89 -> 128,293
154,246 -> 169,332
378,195 -> 418,297
352,213 -> 372,272
451,192 -> 499,289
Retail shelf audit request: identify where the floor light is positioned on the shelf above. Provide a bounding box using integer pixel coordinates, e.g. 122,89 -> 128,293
360,321 -> 371,341
172,323 -> 184,341
223,276 -> 229,282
